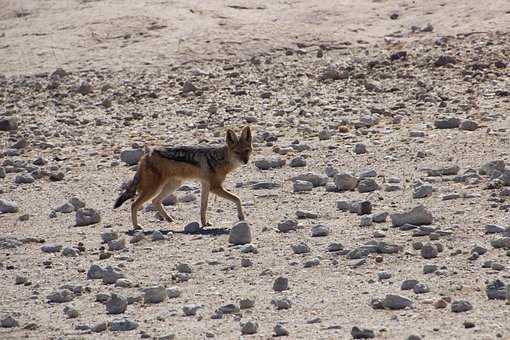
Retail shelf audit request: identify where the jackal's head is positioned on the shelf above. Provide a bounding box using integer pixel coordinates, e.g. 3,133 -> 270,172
226,126 -> 253,165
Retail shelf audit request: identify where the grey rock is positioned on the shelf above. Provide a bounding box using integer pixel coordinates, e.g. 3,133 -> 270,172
303,257 -> 320,268
229,221 -> 252,245
47,289 -> 75,303
350,201 -> 372,215
273,276 -> 289,292
357,178 -> 379,193
460,120 -> 479,131
274,323 -> 289,337
325,165 -> 338,178
390,205 -> 433,227
479,160 -> 506,175
108,238 -> 126,251
106,293 -> 128,314
87,264 -> 104,279
102,266 -> 125,284
184,222 -> 201,234
486,279 -> 507,300
55,202 -> 75,213
319,128 -> 331,140
101,231 -> 119,242
251,181 -> 280,190
491,237 -> 510,249
327,242 -> 344,252
130,232 -> 145,244
292,173 -> 328,187
451,300 -> 472,313
296,210 -> 318,219
151,230 -> 165,241
354,143 -> 367,154
372,212 -> 388,223
271,298 -> 291,310
335,173 -> 358,191
183,304 -> 201,316
254,157 -> 285,170
278,219 -> 297,232
291,242 -> 310,254
176,263 -> 192,273
218,303 -> 240,314
434,117 -> 460,129
75,208 -> 101,226
120,149 -> 143,166
61,247 -> 78,257
413,184 -> 433,199
423,264 -> 438,274
426,165 -> 460,176
485,224 -> 506,234
377,272 -> 391,280
289,156 -> 307,167
76,79 -> 92,95
92,322 -> 108,333
413,283 -> 430,294
360,215 -> 373,227
64,306 -> 80,319
311,224 -> 329,237
401,279 -> 419,290
0,117 -> 18,131
143,286 -> 167,304
41,244 -> 63,253
240,321 -> 258,335
351,326 -> 375,339
293,180 -> 313,192
382,294 -> 413,310
421,244 -> 438,259
239,298 -> 255,309
115,279 -> 132,288
110,318 -> 138,331
1,315 -> 18,328
15,174 -> 35,184
167,287 -> 181,298
347,247 -> 371,259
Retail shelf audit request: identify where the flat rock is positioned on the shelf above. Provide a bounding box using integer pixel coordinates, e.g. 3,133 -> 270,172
390,205 -> 433,227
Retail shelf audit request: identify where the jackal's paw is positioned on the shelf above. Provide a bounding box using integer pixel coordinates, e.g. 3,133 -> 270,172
238,214 -> 245,221
133,224 -> 145,230
165,215 -> 175,223
201,221 -> 212,228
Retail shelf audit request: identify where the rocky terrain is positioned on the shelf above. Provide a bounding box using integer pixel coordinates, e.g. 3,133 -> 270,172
1,1 -> 510,340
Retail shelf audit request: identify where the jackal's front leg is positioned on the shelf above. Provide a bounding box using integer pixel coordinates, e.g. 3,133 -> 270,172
200,181 -> 211,227
213,186 -> 245,221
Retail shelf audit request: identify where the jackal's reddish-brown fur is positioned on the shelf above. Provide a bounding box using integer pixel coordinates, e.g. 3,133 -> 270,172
114,126 -> 253,229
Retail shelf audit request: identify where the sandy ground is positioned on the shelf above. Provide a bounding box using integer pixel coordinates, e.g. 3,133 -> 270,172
1,1 -> 510,340
1,0 -> 509,76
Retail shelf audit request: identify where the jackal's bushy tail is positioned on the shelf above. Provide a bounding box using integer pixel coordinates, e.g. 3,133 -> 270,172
113,174 -> 139,209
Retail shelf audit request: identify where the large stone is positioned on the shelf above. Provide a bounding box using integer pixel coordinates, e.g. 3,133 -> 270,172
228,221 -> 252,245
47,289 -> 75,303
120,149 -> 144,166
0,199 -> 19,214
334,173 -> 358,191
106,293 -> 128,314
143,286 -> 167,304
110,318 -> 138,331
0,117 -> 18,131
390,205 -> 433,227
75,208 -> 101,226
382,294 -> 413,310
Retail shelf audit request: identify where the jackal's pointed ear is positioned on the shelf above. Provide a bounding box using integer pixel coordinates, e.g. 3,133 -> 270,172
226,129 -> 238,148
241,126 -> 252,144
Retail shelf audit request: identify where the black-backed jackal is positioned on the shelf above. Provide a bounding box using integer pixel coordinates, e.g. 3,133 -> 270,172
113,127 -> 253,229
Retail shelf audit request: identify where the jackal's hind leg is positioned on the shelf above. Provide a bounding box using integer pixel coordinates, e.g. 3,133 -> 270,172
152,179 -> 181,223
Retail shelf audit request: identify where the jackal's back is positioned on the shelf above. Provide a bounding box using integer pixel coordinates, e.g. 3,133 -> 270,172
153,145 -> 227,171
